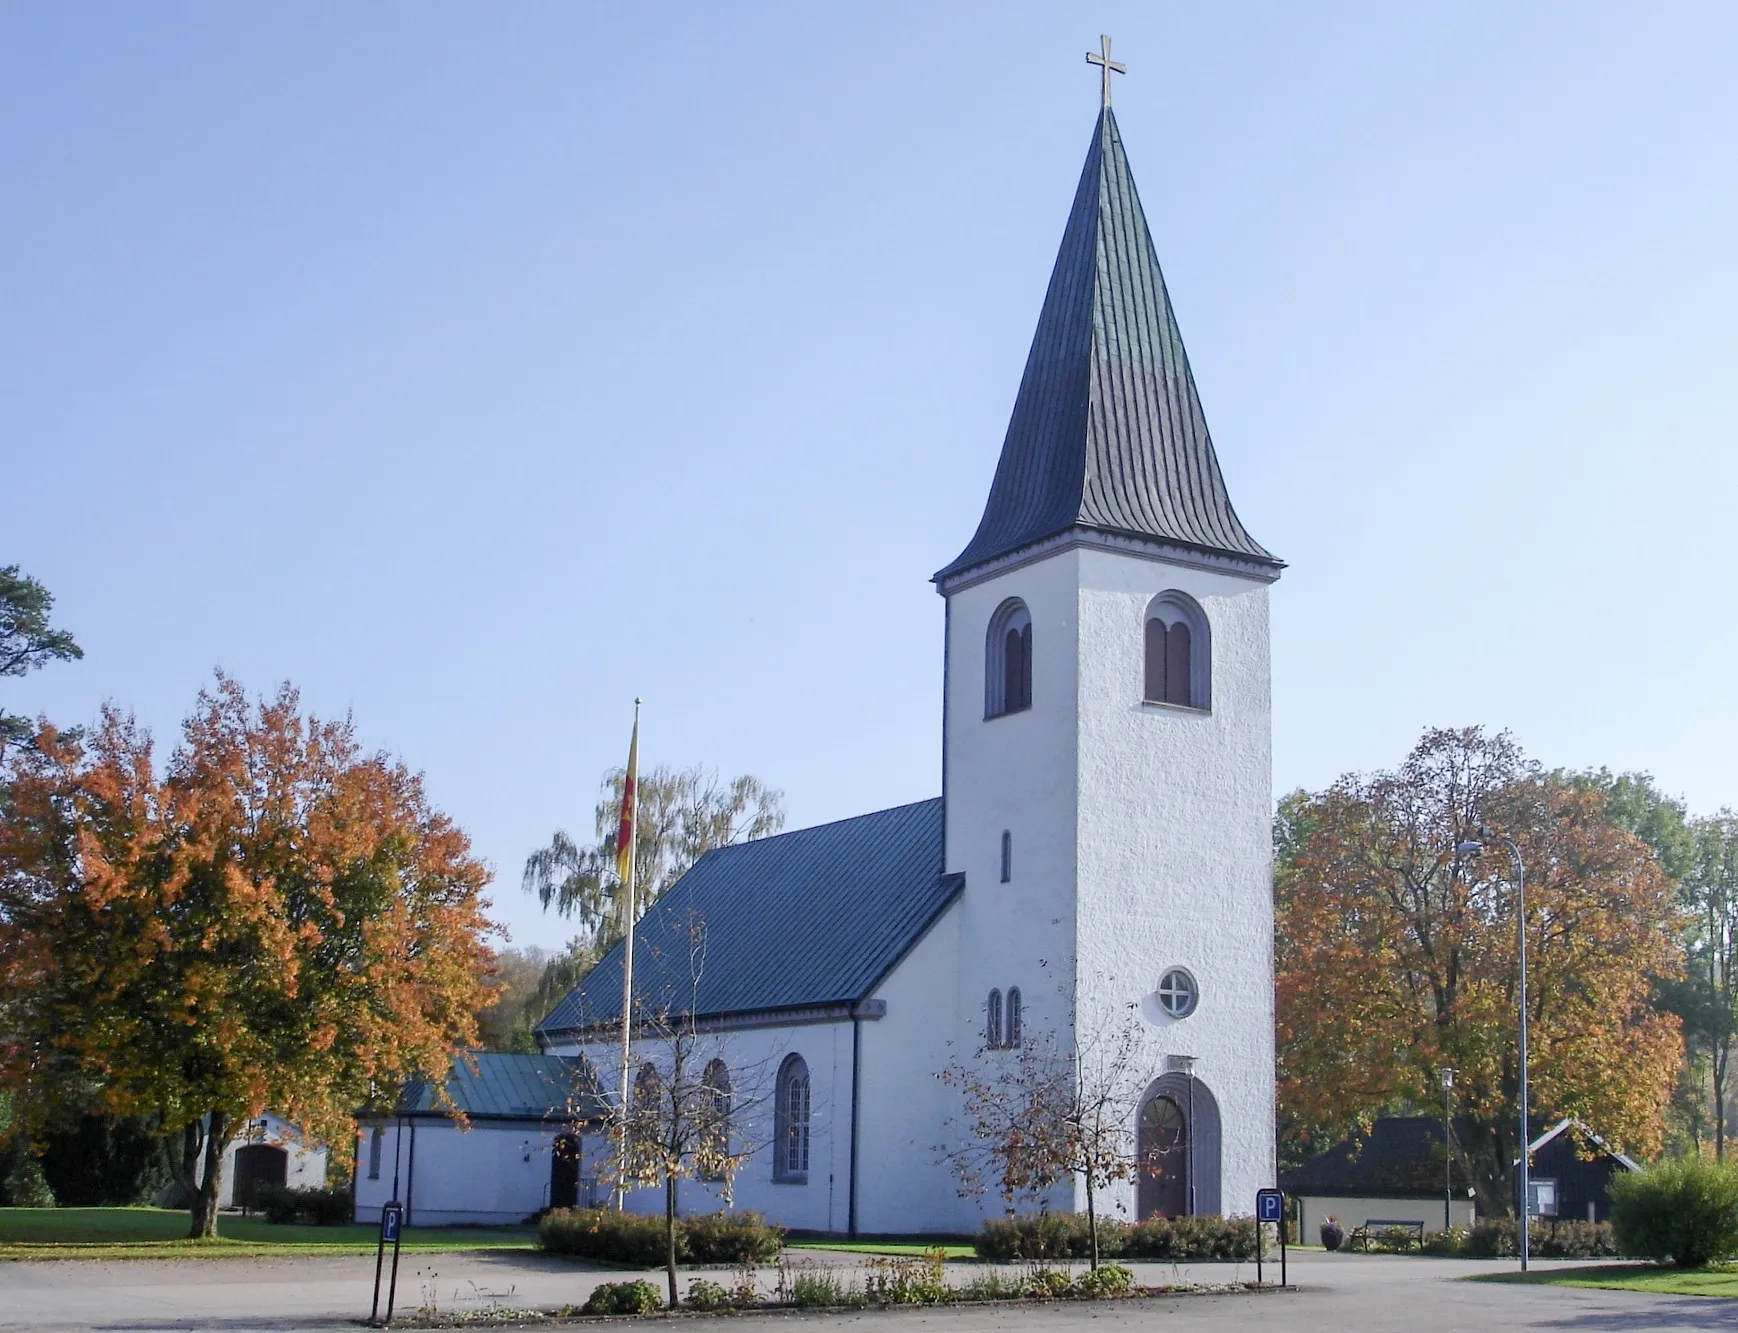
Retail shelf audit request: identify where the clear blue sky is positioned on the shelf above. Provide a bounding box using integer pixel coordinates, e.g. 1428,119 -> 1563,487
6,3 -> 1736,950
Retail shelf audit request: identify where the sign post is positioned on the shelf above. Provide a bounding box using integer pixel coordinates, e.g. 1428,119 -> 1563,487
370,1201 -> 405,1326
1256,1189 -> 1285,1288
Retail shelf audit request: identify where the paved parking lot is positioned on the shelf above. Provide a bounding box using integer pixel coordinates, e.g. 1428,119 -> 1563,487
0,1248 -> 1728,1332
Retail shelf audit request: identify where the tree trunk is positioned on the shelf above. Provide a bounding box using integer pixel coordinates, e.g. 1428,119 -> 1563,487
1716,1040 -> 1730,1163
664,1169 -> 679,1308
168,1118 -> 204,1204
188,1111 -> 229,1240
1084,1173 -> 1099,1271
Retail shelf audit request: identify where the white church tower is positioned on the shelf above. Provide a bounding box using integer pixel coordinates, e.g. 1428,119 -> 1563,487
934,105 -> 1281,1221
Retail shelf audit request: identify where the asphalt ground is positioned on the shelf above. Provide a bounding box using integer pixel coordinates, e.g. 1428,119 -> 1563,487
0,1248 -> 1728,1332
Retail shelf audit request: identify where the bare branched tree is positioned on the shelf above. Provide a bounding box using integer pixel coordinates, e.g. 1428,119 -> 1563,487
938,991 -> 1151,1269
587,915 -> 781,1307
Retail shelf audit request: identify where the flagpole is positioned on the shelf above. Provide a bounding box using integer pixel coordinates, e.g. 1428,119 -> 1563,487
614,699 -> 641,1211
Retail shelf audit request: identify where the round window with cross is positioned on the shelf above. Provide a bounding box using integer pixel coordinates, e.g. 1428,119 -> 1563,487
1156,968 -> 1199,1019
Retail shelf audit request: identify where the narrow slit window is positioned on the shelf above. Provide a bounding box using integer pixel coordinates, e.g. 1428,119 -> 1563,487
1000,830 -> 1012,883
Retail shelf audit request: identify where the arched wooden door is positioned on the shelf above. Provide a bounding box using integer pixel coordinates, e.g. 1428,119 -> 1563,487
550,1134 -> 581,1210
234,1143 -> 287,1211
1137,1095 -> 1188,1218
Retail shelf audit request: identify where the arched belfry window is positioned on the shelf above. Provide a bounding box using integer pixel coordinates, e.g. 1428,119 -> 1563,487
986,599 -> 1033,718
1144,593 -> 1210,710
986,989 -> 1003,1048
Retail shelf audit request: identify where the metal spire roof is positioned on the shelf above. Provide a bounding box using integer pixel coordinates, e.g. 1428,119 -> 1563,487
938,108 -> 1278,584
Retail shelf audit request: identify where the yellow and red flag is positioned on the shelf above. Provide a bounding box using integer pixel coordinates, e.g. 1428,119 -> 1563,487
614,711 -> 639,923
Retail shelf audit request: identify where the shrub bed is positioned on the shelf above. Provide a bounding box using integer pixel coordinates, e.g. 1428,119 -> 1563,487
538,1208 -> 785,1267
1611,1157 -> 1738,1268
973,1213 -> 1259,1262
253,1184 -> 352,1225
582,1280 -> 664,1315
1125,1214 -> 1262,1261
683,1209 -> 786,1263
975,1213 -> 1125,1260
1460,1217 -> 1618,1259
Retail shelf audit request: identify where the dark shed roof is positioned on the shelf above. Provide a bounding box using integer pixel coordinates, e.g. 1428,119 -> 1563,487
938,108 -> 1277,584
391,1053 -> 605,1122
1281,1117 -> 1470,1197
536,799 -> 958,1037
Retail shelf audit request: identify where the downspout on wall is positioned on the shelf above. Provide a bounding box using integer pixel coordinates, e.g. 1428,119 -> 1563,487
848,1016 -> 862,1237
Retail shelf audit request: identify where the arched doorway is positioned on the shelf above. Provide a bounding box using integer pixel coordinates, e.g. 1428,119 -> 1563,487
233,1143 -> 287,1212
1138,1095 -> 1188,1218
550,1134 -> 581,1210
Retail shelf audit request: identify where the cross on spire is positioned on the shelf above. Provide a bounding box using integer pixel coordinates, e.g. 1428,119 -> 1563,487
1085,34 -> 1126,108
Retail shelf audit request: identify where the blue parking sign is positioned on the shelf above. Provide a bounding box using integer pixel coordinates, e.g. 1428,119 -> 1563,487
381,1203 -> 403,1242
1256,1189 -> 1283,1223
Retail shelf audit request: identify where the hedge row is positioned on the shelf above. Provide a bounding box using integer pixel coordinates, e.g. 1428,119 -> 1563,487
974,1213 -> 1261,1262
539,1207 -> 786,1265
254,1184 -> 352,1226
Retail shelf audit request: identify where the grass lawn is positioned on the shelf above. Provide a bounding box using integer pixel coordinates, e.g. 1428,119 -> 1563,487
0,1207 -> 536,1261
789,1240 -> 978,1260
1474,1263 -> 1738,1298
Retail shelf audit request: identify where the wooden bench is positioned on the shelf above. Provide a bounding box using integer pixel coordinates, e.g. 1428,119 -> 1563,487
1348,1219 -> 1425,1252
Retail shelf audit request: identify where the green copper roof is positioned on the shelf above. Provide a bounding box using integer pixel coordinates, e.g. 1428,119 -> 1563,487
938,109 -> 1277,583
395,1053 -> 605,1122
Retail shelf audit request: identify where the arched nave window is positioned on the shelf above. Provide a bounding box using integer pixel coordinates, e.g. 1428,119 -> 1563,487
774,1054 -> 811,1181
700,1059 -> 731,1181
1144,592 -> 1210,710
986,989 -> 1003,1048
367,1127 -> 383,1180
1006,987 -> 1022,1048
986,599 -> 1033,717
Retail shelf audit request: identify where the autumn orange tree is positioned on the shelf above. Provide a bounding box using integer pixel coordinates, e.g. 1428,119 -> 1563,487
0,673 -> 495,1237
1276,727 -> 1683,1215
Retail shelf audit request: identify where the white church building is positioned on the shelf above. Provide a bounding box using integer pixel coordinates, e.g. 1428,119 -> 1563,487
365,103 -> 1282,1235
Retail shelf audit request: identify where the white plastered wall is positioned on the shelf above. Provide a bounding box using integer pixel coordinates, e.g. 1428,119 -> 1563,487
354,1119 -> 570,1225
1298,1195 -> 1476,1238
1073,547 -> 1277,1221
548,1021 -> 854,1234
939,542 -> 1277,1225
209,1111 -> 328,1208
852,898 -> 979,1234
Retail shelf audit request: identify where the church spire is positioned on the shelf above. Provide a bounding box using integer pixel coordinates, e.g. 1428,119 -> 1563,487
937,108 -> 1278,584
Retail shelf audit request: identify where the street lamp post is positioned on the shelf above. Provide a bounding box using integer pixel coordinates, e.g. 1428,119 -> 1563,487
1457,827 -> 1529,1272
1440,1067 -> 1457,1234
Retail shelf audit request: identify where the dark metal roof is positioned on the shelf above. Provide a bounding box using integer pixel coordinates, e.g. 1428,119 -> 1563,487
1281,1117 -> 1467,1197
1281,1115 -> 1638,1200
395,1053 -> 606,1122
938,108 -> 1277,583
537,799 -> 957,1037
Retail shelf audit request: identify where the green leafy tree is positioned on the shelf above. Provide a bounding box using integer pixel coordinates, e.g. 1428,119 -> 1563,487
520,765 -> 782,1007
0,564 -> 82,760
1670,815 -> 1738,1159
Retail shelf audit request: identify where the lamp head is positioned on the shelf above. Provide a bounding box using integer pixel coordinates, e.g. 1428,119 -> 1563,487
1456,840 -> 1483,855
1441,1067 -> 1457,1090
